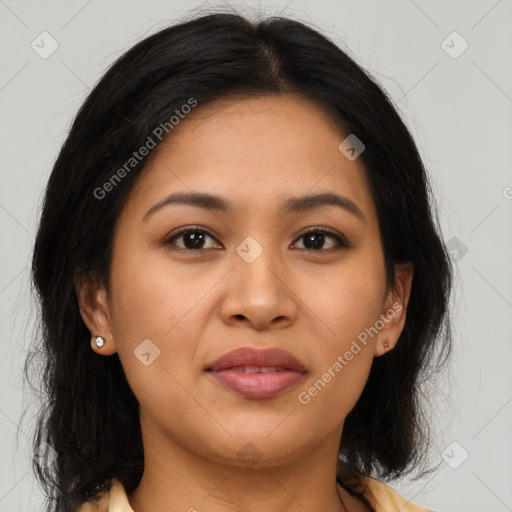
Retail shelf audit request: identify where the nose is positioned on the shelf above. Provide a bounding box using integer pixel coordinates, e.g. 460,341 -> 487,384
219,243 -> 298,331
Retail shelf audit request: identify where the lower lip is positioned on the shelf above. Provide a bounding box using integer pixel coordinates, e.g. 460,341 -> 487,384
207,369 -> 306,398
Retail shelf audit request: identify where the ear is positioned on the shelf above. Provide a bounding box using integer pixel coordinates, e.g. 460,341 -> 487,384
374,262 -> 414,357
74,271 -> 118,356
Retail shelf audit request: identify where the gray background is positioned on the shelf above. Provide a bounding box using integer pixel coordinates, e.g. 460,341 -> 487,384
1,0 -> 511,511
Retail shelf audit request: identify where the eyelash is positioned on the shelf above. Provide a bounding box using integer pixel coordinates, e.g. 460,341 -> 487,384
163,225 -> 352,252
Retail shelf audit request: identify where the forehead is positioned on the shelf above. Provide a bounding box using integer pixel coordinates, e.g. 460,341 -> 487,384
128,94 -> 375,220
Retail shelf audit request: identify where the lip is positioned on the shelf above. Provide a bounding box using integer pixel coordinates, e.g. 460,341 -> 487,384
205,347 -> 307,399
206,346 -> 307,372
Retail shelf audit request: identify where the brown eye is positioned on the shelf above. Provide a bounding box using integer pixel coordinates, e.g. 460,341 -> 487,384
163,225 -> 351,252
292,227 -> 351,251
164,227 -> 221,250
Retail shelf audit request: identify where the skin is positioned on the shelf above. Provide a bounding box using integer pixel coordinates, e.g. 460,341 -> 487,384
76,93 -> 413,512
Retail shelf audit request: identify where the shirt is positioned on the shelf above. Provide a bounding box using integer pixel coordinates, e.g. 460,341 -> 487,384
75,469 -> 433,512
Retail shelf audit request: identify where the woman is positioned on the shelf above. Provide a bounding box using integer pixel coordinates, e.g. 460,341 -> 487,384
27,10 -> 452,512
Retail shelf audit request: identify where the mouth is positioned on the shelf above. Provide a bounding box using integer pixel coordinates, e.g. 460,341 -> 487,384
217,365 -> 293,373
205,347 -> 307,398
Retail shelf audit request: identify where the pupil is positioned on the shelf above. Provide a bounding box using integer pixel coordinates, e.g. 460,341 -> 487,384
185,231 -> 204,249
305,233 -> 324,250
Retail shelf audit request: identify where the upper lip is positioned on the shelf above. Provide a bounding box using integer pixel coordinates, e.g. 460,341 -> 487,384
206,347 -> 307,372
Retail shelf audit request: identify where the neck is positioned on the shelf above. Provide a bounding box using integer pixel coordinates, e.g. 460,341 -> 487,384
127,420 -> 348,512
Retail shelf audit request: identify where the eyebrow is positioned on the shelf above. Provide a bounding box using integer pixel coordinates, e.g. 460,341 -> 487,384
143,191 -> 365,223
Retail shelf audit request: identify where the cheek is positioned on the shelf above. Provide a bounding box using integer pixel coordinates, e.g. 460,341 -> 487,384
109,244 -> 210,337
291,253 -> 385,418
107,245 -> 229,406
107,251 -> 212,431
298,250 -> 386,348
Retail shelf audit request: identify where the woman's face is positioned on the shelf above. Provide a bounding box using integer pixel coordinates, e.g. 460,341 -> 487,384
82,93 -> 412,467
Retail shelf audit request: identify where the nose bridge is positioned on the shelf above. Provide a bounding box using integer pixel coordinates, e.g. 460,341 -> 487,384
234,233 -> 285,298
220,232 -> 297,328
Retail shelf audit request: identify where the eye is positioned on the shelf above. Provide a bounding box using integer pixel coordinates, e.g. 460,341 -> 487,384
291,226 -> 351,252
163,225 -> 351,252
163,226 -> 221,251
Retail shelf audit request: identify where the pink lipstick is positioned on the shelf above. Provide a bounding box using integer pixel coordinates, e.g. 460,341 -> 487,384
206,347 -> 307,399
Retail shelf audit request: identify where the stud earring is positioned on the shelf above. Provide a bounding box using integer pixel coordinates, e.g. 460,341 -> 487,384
383,341 -> 390,350
94,336 -> 105,348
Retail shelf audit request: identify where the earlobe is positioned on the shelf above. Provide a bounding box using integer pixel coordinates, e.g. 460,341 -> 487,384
374,262 -> 414,357
74,272 -> 117,355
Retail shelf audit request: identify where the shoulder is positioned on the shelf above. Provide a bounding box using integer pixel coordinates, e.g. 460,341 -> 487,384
337,462 -> 435,512
360,475 -> 433,511
75,479 -> 134,512
77,473 -> 435,512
